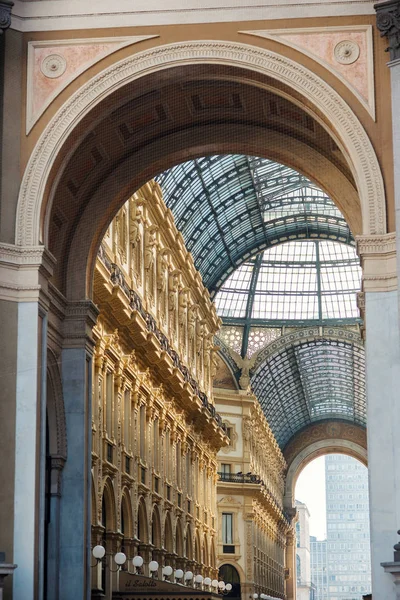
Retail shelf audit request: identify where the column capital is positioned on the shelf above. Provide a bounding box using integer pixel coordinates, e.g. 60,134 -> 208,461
0,242 -> 56,302
356,232 -> 397,292
63,300 -> 100,350
0,1 -> 13,34
375,0 -> 400,62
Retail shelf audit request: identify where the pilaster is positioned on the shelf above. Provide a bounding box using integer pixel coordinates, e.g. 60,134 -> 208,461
375,0 -> 400,62
0,1 -> 12,34
59,300 -> 99,600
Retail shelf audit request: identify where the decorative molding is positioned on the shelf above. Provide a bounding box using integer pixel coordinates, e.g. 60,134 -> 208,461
283,424 -> 368,509
62,300 -> 100,349
0,0 -> 13,34
356,232 -> 397,292
9,1 -> 377,33
0,242 -> 55,302
26,35 -> 159,134
334,40 -> 360,64
284,420 -> 367,467
17,40 -> 386,254
251,326 -> 363,375
240,26 -> 376,119
40,53 -> 67,78
375,0 -> 400,62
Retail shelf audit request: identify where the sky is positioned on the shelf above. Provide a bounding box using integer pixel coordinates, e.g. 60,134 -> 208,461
295,455 -> 327,540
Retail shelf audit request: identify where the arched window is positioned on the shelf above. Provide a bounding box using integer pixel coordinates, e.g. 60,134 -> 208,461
218,564 -> 241,600
296,554 -> 301,582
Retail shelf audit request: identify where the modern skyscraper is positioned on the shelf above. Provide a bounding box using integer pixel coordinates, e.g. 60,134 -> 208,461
324,455 -> 371,600
310,536 -> 329,600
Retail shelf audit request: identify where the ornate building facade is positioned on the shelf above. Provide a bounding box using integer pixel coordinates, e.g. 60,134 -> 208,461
215,390 -> 291,600
90,184 -> 227,597
1,1 -> 400,600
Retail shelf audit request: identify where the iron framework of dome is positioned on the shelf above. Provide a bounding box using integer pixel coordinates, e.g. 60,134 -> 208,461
156,155 -> 365,449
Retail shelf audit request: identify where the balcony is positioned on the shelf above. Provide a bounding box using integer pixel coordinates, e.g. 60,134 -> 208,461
218,472 -> 261,484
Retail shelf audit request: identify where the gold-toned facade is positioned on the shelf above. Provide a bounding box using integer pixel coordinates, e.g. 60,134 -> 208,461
90,182 -> 293,599
215,391 -> 293,600
90,182 -> 227,597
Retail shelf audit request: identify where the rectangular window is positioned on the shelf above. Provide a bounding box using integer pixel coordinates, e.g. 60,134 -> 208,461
124,389 -> 130,448
106,372 -> 113,435
139,404 -> 146,458
221,464 -> 231,476
222,513 -> 233,544
153,419 -> 159,472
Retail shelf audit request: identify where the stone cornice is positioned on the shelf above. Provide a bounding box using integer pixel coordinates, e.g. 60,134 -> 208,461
0,0 -> 13,34
375,0 -> 400,62
0,242 -> 56,302
356,232 -> 397,292
62,300 -> 100,350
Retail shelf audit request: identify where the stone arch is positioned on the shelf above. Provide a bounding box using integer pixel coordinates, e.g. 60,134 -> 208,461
17,41 -> 385,285
164,512 -> 174,553
46,348 -> 67,460
151,504 -> 162,549
91,473 -> 97,526
185,523 -> 193,560
202,534 -> 209,566
120,488 -> 133,538
137,497 -> 149,544
218,561 -> 244,584
101,477 -> 117,533
283,420 -> 367,511
176,518 -> 184,557
210,537 -> 217,569
195,530 -> 202,564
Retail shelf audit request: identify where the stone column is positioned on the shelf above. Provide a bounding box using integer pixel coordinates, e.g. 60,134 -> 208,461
358,234 -> 399,600
0,243 -> 54,600
373,3 -> 400,596
285,529 -> 296,600
59,301 -> 99,600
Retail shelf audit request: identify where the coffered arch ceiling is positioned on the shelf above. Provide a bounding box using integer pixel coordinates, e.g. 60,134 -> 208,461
43,63 -> 361,296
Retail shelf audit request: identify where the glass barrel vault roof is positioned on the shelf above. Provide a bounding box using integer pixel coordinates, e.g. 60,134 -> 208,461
156,155 -> 365,448
251,338 -> 366,448
156,155 -> 354,294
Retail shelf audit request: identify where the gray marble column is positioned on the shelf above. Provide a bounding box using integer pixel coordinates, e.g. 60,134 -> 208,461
58,301 -> 98,600
365,288 -> 400,599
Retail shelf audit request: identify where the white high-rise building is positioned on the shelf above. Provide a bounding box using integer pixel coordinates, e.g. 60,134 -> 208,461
310,537 -> 329,600
325,455 -> 371,600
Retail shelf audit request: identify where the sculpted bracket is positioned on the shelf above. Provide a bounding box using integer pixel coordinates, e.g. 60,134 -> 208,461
375,0 -> 400,62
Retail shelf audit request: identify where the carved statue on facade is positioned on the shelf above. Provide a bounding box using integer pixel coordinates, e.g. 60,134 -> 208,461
145,226 -> 158,307
168,270 -> 181,344
129,200 -> 145,284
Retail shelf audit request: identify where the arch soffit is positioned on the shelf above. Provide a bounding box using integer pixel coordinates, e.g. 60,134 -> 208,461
46,348 -> 67,459
137,496 -> 149,542
102,477 -> 117,531
283,421 -> 367,508
121,488 -> 134,537
17,40 -> 385,254
67,124 -> 360,300
218,562 -> 244,584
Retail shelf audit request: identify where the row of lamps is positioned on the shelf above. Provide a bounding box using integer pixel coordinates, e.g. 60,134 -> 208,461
92,546 -> 232,592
